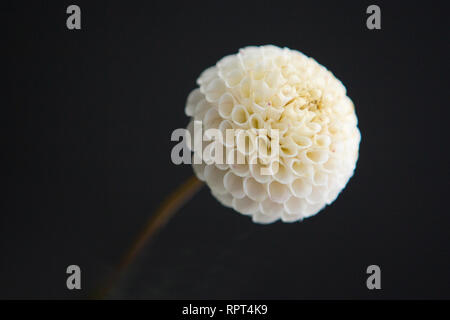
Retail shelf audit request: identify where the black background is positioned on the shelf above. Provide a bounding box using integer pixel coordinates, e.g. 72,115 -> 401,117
2,1 -> 449,299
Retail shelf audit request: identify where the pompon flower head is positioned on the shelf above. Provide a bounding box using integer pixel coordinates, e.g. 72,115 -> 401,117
185,45 -> 361,224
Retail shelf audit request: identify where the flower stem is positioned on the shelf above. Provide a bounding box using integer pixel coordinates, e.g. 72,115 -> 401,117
93,175 -> 204,299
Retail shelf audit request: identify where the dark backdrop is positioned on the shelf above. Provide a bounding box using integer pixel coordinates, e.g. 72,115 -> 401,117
2,1 -> 449,299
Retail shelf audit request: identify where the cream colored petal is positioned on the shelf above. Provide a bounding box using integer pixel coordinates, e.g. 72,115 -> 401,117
291,134 -> 312,149
238,76 -> 252,99
235,130 -> 256,156
230,163 -> 249,177
218,92 -> 235,119
224,69 -> 245,88
289,178 -> 312,198
223,171 -> 245,199
264,69 -> 284,88
212,191 -> 233,208
218,120 -> 235,148
248,113 -> 265,130
326,187 -> 341,205
203,141 -> 223,165
197,66 -> 217,86
303,149 -> 329,165
252,211 -> 280,224
279,140 -> 298,158
243,177 -> 267,202
273,161 -> 292,184
259,198 -> 283,217
306,185 -> 328,204
280,212 -> 303,223
203,108 -> 221,130
192,161 -> 206,181
204,164 -> 227,194
249,162 -> 272,184
267,181 -> 291,204
194,99 -> 212,122
303,203 -> 325,218
312,170 -> 328,186
286,158 -> 313,178
185,88 -> 204,116
204,78 -> 226,102
284,196 -> 308,215
315,134 -> 331,148
231,104 -> 250,127
232,196 -> 258,215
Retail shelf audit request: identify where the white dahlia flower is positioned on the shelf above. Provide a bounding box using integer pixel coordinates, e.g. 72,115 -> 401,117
185,45 -> 360,224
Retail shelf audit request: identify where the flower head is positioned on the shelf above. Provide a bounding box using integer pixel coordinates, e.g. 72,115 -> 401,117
185,45 -> 360,223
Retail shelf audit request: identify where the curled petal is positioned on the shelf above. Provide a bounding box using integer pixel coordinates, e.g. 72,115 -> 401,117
218,92 -> 236,119
281,211 -> 303,223
289,178 -> 312,198
232,196 -> 258,215
204,78 -> 226,102
273,161 -> 292,184
307,186 -> 328,204
243,177 -> 267,202
252,211 -> 280,224
267,181 -> 291,204
185,88 -> 203,116
259,198 -> 283,217
204,165 -> 227,194
303,202 -> 325,218
231,104 -> 250,127
223,171 -> 245,199
212,191 -> 233,207
284,196 -> 308,215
